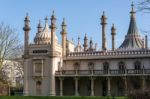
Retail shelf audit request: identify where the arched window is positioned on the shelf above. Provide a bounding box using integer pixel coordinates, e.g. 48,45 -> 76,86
88,62 -> 94,70
74,62 -> 80,70
103,62 -> 109,74
134,61 -> 141,70
36,81 -> 42,95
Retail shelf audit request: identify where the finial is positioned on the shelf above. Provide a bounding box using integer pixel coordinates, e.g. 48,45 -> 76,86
78,35 -> 80,41
111,24 -> 115,30
101,11 -> 107,24
111,23 -> 116,35
25,12 -> 30,20
38,19 -> 42,27
50,10 -> 56,28
130,1 -> 135,18
62,18 -> 66,26
52,10 -> 55,15
45,16 -> 48,23
84,33 -> 87,39
103,11 -> 105,15
51,10 -> 56,19
26,12 -> 29,17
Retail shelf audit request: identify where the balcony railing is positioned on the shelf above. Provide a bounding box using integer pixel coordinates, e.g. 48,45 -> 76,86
55,69 -> 150,76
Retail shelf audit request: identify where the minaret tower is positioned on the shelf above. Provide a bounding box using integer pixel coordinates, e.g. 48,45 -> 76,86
101,11 -> 107,51
23,13 -> 31,57
61,18 -> 67,57
111,24 -> 116,51
49,11 -> 57,96
50,11 -> 57,53
23,13 -> 31,96
83,33 -> 88,51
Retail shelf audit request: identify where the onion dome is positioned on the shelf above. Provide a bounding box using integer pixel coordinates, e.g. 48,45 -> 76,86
119,2 -> 143,49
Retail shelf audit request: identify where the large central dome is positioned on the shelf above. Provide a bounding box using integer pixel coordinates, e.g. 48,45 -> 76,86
34,17 -> 58,44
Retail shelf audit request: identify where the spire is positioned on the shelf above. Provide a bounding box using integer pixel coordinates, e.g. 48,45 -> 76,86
23,13 -> 31,31
83,33 -> 88,51
130,1 -> 135,18
101,11 -> 107,24
37,20 -> 42,33
101,11 -> 107,51
50,10 -> 57,29
111,24 -> 116,35
119,2 -> 143,49
89,37 -> 93,50
61,18 -> 67,34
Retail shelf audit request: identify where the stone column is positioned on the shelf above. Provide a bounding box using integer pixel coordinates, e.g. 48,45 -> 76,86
59,77 -> 64,96
23,60 -> 29,96
124,77 -> 127,96
90,77 -> 95,96
74,77 -> 79,96
142,76 -> 145,91
107,77 -> 111,96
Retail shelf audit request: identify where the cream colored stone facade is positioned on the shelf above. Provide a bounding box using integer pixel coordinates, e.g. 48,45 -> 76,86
23,3 -> 150,96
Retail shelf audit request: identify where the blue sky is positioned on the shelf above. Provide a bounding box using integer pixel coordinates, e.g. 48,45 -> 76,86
0,0 -> 149,49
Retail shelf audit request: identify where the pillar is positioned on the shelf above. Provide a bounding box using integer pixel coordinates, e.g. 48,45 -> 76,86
74,77 -> 79,96
142,76 -> 145,91
23,60 -> 29,96
124,77 -> 128,96
107,77 -> 111,96
90,77 -> 95,96
59,77 -> 64,96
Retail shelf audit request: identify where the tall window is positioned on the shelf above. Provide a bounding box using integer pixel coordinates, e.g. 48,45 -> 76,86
103,62 -> 109,74
134,61 -> 141,74
118,61 -> 125,74
134,61 -> 141,70
74,62 -> 80,70
88,62 -> 94,70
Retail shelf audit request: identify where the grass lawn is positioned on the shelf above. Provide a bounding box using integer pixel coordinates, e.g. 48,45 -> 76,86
0,96 -> 128,99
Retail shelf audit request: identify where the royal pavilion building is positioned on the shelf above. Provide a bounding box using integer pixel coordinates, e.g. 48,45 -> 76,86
22,3 -> 150,96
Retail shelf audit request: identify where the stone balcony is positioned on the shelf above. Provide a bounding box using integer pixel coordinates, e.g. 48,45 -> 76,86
55,69 -> 150,77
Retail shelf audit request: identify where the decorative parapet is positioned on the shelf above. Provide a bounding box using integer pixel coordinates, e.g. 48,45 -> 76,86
68,49 -> 150,57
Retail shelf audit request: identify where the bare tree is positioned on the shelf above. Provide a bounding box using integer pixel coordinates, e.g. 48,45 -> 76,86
0,22 -> 23,83
138,0 -> 150,13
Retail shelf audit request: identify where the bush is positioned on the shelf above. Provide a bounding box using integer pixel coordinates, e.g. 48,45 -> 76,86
128,89 -> 150,99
